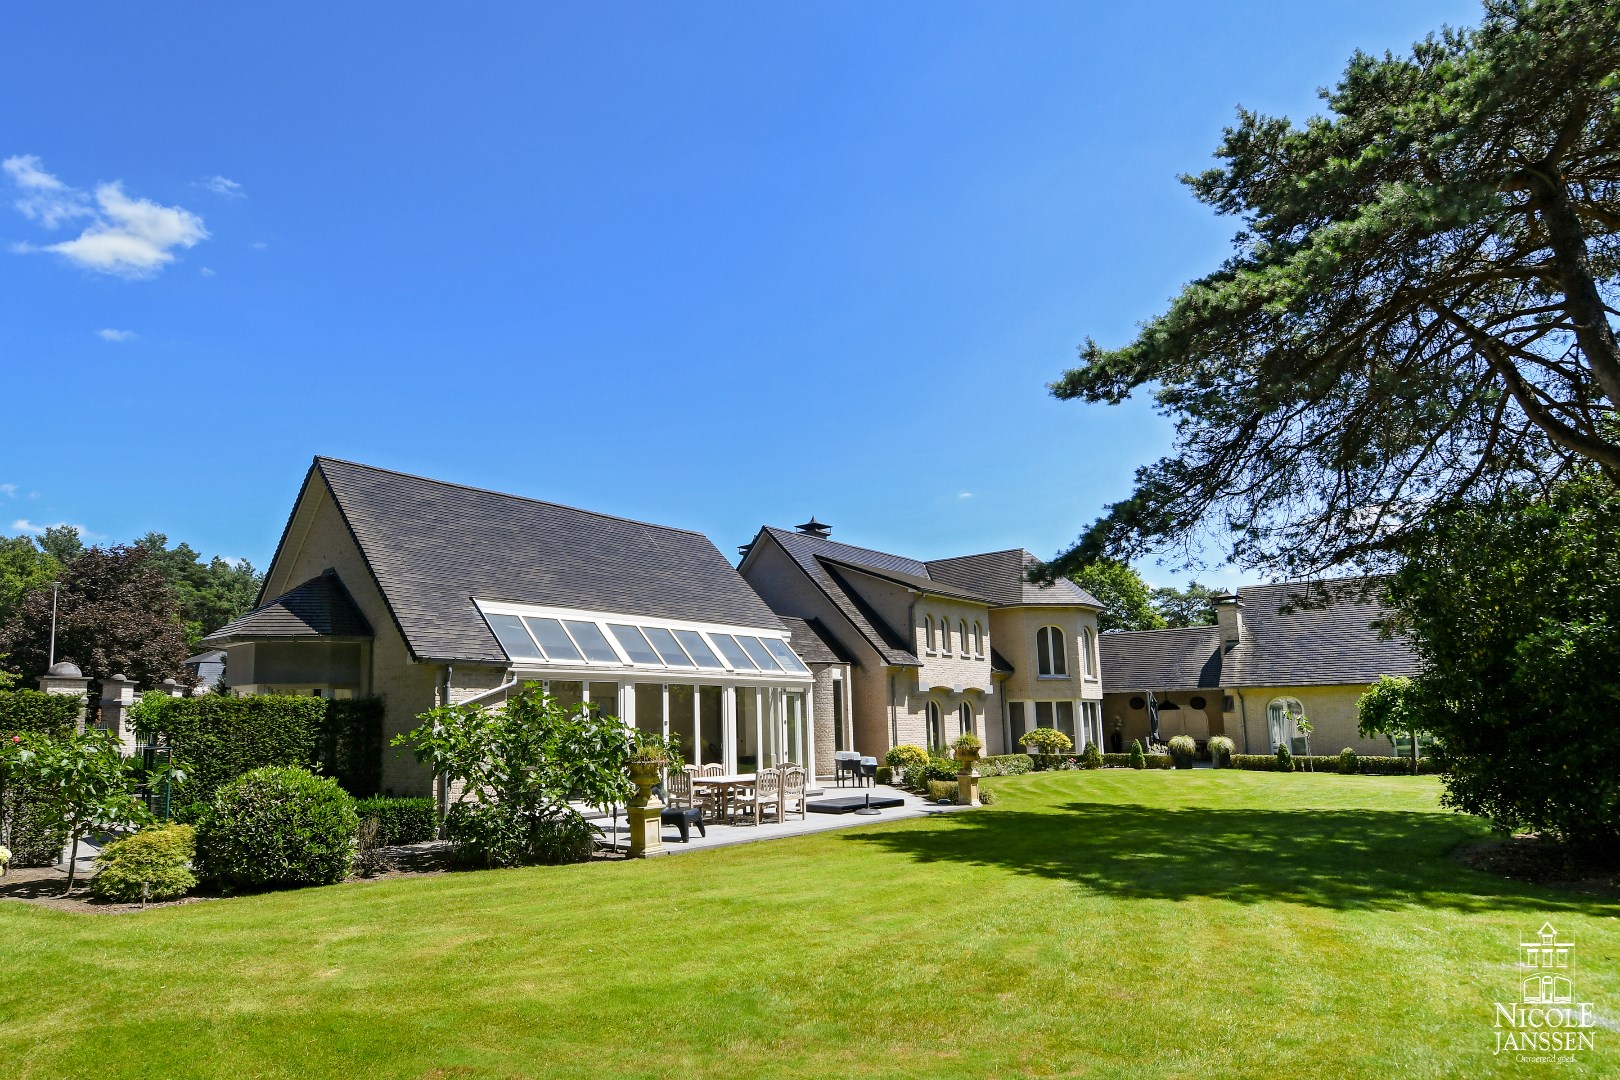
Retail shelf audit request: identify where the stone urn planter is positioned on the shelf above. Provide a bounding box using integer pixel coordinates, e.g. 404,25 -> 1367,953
951,737 -> 983,806
625,759 -> 668,858
1167,736 -> 1197,770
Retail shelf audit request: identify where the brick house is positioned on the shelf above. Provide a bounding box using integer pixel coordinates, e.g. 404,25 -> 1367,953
1098,579 -> 1422,758
737,522 -> 1106,760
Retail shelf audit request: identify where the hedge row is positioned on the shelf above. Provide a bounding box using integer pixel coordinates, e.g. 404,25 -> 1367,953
0,690 -> 82,867
976,754 -> 1035,776
1229,753 -> 1436,775
354,796 -> 437,846
133,694 -> 385,804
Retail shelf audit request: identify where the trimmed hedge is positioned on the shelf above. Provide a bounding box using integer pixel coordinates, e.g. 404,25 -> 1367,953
977,754 -> 1034,777
0,689 -> 81,867
354,796 -> 437,846
133,693 -> 385,804
196,766 -> 358,891
91,823 -> 197,902
1231,753 -> 1437,775
925,779 -> 959,802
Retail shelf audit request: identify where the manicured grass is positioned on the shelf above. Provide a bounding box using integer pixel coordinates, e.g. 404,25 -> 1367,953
2,770 -> 1615,1078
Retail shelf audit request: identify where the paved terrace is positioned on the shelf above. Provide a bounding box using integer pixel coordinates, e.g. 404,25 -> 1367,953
595,783 -> 972,855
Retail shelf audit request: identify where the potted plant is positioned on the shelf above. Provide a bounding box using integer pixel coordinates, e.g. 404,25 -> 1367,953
1208,735 -> 1235,769
626,732 -> 681,804
951,732 -> 983,765
1168,734 -> 1197,769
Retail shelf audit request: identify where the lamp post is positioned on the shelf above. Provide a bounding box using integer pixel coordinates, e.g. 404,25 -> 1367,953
47,579 -> 61,669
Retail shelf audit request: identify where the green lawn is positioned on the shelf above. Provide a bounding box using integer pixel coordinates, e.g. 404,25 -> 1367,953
3,770 -> 1615,1078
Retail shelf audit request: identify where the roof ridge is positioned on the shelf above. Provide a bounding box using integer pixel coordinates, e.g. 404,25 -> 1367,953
927,547 -> 1027,564
315,456 -> 712,539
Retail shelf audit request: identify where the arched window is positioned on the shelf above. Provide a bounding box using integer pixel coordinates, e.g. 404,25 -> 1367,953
973,621 -> 984,656
958,701 -> 974,737
959,620 -> 969,658
1081,627 -> 1097,678
1036,626 -> 1067,677
941,619 -> 952,655
924,615 -> 936,653
926,701 -> 944,750
1267,697 -> 1306,753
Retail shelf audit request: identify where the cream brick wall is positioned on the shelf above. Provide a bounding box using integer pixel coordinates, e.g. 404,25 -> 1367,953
914,596 -> 994,694
1227,685 -> 1394,758
260,472 -> 448,796
992,606 -> 1103,702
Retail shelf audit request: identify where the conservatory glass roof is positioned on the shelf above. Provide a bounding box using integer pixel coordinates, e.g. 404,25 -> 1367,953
474,600 -> 811,677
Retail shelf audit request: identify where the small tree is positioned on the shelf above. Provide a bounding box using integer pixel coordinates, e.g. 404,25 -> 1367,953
1019,728 -> 1075,755
1128,739 -> 1146,770
1296,714 -> 1315,771
1357,675 -> 1428,774
392,683 -> 634,867
9,729 -> 154,894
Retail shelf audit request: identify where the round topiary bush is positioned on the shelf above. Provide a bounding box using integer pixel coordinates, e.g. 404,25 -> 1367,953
91,823 -> 197,902
196,766 -> 359,891
1129,739 -> 1147,770
1339,747 -> 1359,774
1275,744 -> 1296,773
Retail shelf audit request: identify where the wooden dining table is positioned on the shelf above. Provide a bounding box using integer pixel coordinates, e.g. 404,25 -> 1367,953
690,773 -> 756,823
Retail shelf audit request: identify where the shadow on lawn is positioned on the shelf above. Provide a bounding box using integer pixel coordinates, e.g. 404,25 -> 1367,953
844,800 -> 1618,914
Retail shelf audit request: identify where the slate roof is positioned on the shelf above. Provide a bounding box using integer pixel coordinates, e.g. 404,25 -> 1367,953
779,617 -> 856,666
758,528 -> 924,667
818,556 -> 990,604
1099,578 -> 1420,693
926,549 -> 1103,608
204,570 -> 373,644
260,458 -> 784,663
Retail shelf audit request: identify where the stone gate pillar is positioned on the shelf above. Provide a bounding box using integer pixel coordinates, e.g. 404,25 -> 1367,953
37,661 -> 91,731
98,674 -> 140,756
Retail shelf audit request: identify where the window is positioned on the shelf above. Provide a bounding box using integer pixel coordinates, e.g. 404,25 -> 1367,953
673,629 -> 724,669
642,626 -> 695,667
485,613 -> 543,661
1266,697 -> 1306,753
709,633 -> 758,670
608,624 -> 661,666
833,679 -> 845,752
524,617 -> 583,662
1055,701 -> 1076,741
940,619 -> 951,655
959,620 -> 969,658
1036,626 -> 1067,677
563,620 -> 619,663
761,637 -> 810,673
1081,627 -> 1097,678
924,615 -> 936,653
736,635 -> 783,671
926,701 -> 944,751
958,702 -> 974,737
1008,701 -> 1027,744
973,621 -> 984,657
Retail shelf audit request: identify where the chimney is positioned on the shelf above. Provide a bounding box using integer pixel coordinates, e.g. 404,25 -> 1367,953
795,517 -> 832,539
1212,592 -> 1244,645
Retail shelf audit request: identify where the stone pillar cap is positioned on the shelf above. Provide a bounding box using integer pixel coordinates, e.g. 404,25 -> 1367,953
46,661 -> 84,678
106,673 -> 130,682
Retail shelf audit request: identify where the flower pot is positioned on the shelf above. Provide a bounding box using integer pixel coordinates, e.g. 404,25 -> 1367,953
953,746 -> 982,765
1171,752 -> 1195,770
626,760 -> 666,808
1211,749 -> 1231,769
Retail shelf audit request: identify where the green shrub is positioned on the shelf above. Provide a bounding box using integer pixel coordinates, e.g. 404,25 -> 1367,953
132,693 -> 385,805
443,801 -> 599,867
904,754 -> 958,791
1019,728 -> 1074,754
1081,743 -> 1104,769
1208,736 -> 1235,767
1358,755 -> 1438,775
1129,740 -> 1146,769
1275,744 -> 1295,772
168,801 -> 210,825
1102,753 -> 1134,767
976,754 -> 1033,776
0,688 -> 81,867
885,745 -> 928,772
195,766 -> 359,891
950,732 -> 983,753
1028,753 -> 1071,771
978,786 -> 997,805
1145,754 -> 1175,769
353,796 -> 437,846
90,824 -> 197,902
874,765 -> 894,785
1339,748 -> 1359,774
1167,735 -> 1197,768
925,779 -> 958,802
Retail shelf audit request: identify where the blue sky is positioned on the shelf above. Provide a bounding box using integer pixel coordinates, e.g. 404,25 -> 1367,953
1,1 -> 1481,587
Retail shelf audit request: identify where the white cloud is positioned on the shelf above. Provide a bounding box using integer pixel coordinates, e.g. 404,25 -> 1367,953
200,175 -> 244,198
957,492 -> 973,499
96,328 -> 136,342
12,519 -> 99,540
0,484 -> 16,497
249,240 -> 267,250
4,156 -> 208,277
200,266 -> 215,277
3,154 -> 91,228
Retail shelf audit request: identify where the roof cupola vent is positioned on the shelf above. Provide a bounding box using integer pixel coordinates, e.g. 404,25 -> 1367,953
795,517 -> 832,539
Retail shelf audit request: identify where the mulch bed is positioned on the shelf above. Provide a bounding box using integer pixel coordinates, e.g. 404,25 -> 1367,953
1454,834 -> 1620,898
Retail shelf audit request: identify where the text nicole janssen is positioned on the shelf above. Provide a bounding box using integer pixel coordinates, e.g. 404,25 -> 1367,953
1494,1003 -> 1599,1055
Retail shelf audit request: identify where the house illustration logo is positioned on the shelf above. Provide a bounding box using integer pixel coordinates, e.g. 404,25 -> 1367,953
1521,922 -> 1574,1006
1493,922 -> 1598,1062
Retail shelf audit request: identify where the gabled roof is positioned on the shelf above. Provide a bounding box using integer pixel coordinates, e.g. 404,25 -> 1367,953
926,549 -> 1102,608
756,528 -> 922,667
779,616 -> 857,666
1100,625 -> 1221,694
204,570 -> 373,645
263,458 -> 784,663
1099,578 -> 1420,693
1220,580 -> 1421,687
818,556 -> 990,604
